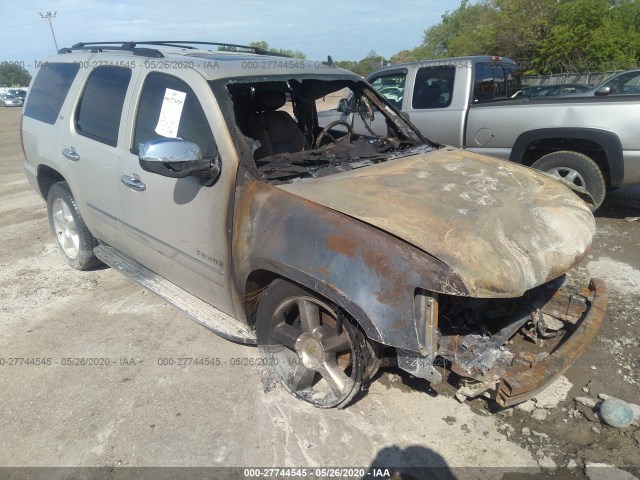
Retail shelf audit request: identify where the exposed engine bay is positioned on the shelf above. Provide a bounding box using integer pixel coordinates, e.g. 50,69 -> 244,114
399,272 -> 607,406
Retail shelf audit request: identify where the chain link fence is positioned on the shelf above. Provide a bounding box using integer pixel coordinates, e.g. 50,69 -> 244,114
522,71 -> 619,87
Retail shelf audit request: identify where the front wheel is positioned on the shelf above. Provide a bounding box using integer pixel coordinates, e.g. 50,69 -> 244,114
47,182 -> 101,270
531,151 -> 606,211
256,279 -> 372,408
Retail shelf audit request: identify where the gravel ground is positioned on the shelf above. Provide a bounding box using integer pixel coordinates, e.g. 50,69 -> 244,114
1,106 -> 639,479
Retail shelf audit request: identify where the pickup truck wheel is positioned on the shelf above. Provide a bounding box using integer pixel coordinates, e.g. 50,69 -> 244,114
256,279 -> 371,408
531,151 -> 606,210
47,182 -> 101,270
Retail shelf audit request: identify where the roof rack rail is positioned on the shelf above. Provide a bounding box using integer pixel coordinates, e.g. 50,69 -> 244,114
59,41 -> 290,58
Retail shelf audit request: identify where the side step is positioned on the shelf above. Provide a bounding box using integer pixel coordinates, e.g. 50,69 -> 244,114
94,244 -> 257,345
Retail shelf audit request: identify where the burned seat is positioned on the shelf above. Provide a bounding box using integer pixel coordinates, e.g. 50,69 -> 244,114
248,89 -> 305,160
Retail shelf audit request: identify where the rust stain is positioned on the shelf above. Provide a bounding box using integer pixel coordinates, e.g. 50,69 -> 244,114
326,233 -> 358,257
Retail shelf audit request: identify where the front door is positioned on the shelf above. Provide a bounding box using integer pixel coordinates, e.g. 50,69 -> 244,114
117,70 -> 236,315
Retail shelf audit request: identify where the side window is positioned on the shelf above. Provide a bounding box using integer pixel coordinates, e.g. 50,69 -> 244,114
604,71 -> 640,95
473,61 -> 516,102
411,66 -> 455,109
504,63 -> 522,98
75,66 -> 132,146
24,63 -> 80,125
369,71 -> 406,109
133,73 -> 215,157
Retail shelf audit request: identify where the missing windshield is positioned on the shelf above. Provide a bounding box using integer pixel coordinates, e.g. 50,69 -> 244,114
223,76 -> 432,184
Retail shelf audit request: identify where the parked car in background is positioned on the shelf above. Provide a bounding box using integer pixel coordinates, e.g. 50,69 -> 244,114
322,55 -> 640,209
583,69 -> 640,96
7,88 -> 27,100
0,93 -> 23,107
512,84 -> 591,98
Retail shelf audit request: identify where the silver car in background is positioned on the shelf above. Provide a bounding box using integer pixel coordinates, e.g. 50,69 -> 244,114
0,93 -> 23,107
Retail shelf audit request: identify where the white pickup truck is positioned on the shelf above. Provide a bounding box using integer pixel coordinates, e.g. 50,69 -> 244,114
321,56 -> 640,209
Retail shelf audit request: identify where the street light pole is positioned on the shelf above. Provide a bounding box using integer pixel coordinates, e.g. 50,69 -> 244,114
39,11 -> 59,52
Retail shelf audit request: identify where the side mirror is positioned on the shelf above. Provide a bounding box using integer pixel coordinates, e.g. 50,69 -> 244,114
595,86 -> 611,96
337,98 -> 350,113
139,138 -> 221,185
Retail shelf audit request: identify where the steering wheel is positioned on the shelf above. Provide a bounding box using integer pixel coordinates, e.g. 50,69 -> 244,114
315,120 -> 354,149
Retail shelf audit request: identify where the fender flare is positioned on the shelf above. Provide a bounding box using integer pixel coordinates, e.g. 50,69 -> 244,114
242,259 -> 384,344
509,128 -> 624,186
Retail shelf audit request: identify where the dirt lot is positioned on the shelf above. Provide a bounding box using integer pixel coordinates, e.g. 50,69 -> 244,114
1,106 -> 639,479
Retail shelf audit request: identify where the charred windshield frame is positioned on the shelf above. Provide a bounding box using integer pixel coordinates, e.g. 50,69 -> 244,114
209,75 -> 433,183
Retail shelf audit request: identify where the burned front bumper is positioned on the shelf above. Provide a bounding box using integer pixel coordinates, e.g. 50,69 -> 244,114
496,278 -> 607,407
402,277 -> 608,407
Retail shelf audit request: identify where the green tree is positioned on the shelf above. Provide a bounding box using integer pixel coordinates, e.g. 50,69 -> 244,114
0,63 -> 31,86
392,0 -> 640,74
539,0 -> 640,72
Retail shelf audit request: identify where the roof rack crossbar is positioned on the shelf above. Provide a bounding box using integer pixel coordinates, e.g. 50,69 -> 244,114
59,41 -> 291,58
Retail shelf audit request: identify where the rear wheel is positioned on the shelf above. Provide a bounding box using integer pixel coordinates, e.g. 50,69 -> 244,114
256,279 -> 372,408
47,182 -> 101,270
531,151 -> 606,210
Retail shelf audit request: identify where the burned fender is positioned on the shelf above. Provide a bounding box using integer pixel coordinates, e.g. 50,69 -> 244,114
231,170 -> 468,351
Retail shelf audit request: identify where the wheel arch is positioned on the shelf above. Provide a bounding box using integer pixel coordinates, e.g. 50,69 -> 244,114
242,266 -> 383,344
37,164 -> 66,200
509,128 -> 624,187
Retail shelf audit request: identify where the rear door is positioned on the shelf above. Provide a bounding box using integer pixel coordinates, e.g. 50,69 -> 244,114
59,65 -> 135,247
404,64 -> 465,146
117,69 -> 236,314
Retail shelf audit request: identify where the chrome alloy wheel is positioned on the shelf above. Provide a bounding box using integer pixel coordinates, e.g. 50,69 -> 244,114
51,197 -> 80,259
546,167 -> 586,188
265,296 -> 358,407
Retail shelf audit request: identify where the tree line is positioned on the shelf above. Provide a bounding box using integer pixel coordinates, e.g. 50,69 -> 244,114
391,0 -> 640,74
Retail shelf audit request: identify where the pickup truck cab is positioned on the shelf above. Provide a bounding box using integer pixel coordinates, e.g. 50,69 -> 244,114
324,56 -> 639,209
22,43 -> 606,409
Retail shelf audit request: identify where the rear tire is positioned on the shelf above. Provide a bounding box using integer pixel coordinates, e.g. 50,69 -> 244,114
531,151 -> 606,211
256,279 -> 373,408
47,182 -> 101,270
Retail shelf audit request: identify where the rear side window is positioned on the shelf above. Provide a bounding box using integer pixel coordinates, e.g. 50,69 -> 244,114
75,66 -> 132,146
411,66 -> 455,109
473,61 -> 520,102
24,63 -> 79,124
133,73 -> 216,157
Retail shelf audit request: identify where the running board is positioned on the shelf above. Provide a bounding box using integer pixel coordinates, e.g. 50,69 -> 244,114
94,244 -> 256,345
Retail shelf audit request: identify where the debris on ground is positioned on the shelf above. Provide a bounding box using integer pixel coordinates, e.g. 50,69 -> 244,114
575,396 -> 597,408
599,398 -> 635,428
532,376 -> 573,409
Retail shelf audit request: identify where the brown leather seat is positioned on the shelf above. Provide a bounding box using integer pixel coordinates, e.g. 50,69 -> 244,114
248,90 -> 305,160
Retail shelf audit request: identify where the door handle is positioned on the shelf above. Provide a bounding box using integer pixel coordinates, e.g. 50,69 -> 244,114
62,147 -> 80,162
121,174 -> 146,192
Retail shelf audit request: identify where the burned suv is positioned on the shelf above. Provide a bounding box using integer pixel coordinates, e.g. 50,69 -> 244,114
22,41 -> 607,408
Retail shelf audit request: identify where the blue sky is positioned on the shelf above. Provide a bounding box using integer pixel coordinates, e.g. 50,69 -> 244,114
0,0 -> 461,73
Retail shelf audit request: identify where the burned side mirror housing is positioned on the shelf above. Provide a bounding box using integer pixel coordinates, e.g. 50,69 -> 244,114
139,137 -> 221,185
337,98 -> 349,113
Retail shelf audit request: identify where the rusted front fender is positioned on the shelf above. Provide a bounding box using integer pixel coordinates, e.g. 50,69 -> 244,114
496,278 -> 608,407
231,170 -> 468,351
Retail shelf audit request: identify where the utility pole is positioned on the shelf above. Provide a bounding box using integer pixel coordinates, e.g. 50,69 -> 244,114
39,11 -> 59,52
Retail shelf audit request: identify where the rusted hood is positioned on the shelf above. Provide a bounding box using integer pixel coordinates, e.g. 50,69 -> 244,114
278,148 -> 595,297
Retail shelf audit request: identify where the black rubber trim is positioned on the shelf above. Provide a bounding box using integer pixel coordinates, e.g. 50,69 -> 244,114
509,127 -> 624,186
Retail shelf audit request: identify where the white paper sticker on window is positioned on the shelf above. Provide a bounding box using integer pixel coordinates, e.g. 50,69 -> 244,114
155,88 -> 187,137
